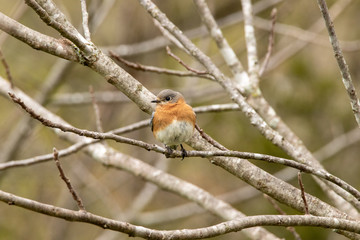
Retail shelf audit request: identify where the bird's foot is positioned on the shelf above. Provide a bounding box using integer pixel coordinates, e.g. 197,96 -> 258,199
180,144 -> 187,160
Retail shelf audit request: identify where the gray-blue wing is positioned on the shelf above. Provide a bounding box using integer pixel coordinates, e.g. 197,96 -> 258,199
150,112 -> 155,132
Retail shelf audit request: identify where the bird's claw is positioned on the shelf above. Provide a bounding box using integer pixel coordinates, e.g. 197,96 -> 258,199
180,144 -> 187,160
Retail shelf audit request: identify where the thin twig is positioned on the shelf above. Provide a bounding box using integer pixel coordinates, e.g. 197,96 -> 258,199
0,48 -> 14,88
298,172 -> 309,215
317,0 -> 360,127
109,51 -> 215,80
53,148 -> 85,211
80,0 -> 91,41
259,8 -> 277,76
166,46 -> 208,75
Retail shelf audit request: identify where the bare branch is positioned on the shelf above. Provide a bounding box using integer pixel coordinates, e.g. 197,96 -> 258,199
80,0 -> 91,41
317,0 -> 360,127
53,148 -> 85,211
298,172 -> 309,215
109,51 -> 215,81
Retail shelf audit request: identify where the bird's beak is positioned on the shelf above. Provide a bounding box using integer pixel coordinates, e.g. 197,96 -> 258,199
151,99 -> 160,103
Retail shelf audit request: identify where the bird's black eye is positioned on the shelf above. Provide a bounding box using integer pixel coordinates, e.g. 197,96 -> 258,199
165,96 -> 172,101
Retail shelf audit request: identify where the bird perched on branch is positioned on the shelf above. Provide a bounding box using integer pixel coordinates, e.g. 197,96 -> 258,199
150,89 -> 196,159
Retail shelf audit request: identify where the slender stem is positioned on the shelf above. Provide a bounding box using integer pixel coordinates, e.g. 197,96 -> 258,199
80,0 -> 91,41
317,0 -> 360,127
298,172 -> 309,215
53,148 -> 86,211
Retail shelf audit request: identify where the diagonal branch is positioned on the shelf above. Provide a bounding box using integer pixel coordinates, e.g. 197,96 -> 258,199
317,0 -> 360,127
80,0 -> 91,41
110,51 -> 215,80
53,148 -> 86,211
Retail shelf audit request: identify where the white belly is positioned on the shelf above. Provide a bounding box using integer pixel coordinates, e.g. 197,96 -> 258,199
156,120 -> 194,146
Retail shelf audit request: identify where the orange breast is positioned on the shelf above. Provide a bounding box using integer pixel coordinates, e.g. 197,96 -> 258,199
152,100 -> 196,135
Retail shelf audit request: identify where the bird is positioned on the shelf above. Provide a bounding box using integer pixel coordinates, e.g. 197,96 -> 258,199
150,89 -> 196,159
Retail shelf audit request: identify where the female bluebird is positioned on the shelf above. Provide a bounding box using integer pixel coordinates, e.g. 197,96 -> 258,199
150,89 -> 196,159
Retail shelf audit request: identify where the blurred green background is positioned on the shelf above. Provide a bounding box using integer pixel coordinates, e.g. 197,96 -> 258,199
0,0 -> 359,239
